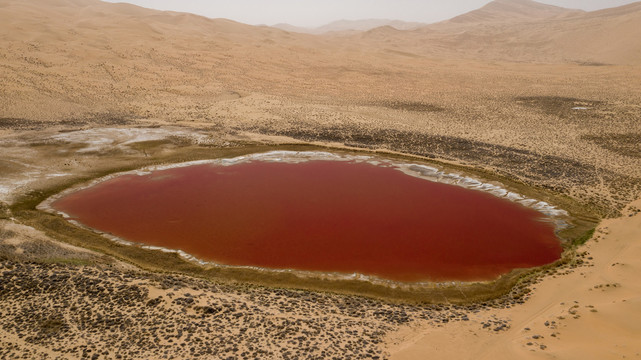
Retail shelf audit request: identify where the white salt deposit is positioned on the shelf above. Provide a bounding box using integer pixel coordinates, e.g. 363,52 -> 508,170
48,127 -> 215,153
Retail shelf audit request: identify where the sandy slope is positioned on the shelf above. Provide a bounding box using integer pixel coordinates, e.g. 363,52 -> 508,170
273,19 -> 427,34
387,198 -> 641,359
448,0 -> 584,24
352,1 -> 641,64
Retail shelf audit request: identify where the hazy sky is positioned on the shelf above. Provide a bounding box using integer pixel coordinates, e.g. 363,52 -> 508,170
102,0 -> 640,27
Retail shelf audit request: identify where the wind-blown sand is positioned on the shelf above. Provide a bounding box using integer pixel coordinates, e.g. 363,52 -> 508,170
1,0 -> 641,358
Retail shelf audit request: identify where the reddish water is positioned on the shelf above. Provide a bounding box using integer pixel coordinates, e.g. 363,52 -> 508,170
52,160 -> 562,282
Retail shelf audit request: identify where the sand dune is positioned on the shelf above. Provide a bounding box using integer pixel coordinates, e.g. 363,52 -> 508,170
0,0 -> 285,41
447,0 -> 584,24
349,1 -> 641,64
442,1 -> 641,64
273,19 -> 427,34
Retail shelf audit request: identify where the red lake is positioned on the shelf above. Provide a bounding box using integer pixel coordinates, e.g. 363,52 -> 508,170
51,158 -> 563,282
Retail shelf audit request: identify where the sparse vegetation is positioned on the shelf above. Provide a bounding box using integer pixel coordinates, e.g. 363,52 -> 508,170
582,133 -> 641,158
573,228 -> 596,247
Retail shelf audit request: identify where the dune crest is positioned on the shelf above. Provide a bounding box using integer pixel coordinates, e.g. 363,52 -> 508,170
448,0 -> 584,24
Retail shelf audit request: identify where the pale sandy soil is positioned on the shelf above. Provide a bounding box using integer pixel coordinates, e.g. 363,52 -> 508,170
1,0 -> 641,358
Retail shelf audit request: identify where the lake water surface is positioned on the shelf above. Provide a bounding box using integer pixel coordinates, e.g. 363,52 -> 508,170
51,156 -> 563,282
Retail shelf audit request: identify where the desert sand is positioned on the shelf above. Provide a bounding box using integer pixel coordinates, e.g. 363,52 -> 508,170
1,0 -> 641,358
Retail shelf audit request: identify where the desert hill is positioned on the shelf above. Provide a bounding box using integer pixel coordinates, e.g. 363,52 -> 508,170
447,0 -> 583,24
273,19 -> 426,34
349,0 -> 641,65
0,0 -> 294,41
445,0 -> 641,64
1,0 -> 641,122
0,0 -> 337,119
270,23 -> 311,33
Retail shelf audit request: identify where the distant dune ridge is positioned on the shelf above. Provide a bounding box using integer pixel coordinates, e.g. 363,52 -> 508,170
410,0 -> 641,64
447,0 -> 585,24
272,19 -> 427,34
1,0 -> 639,64
1,0 -> 641,120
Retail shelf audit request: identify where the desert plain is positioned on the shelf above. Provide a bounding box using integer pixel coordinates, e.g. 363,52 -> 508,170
1,0 -> 641,358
